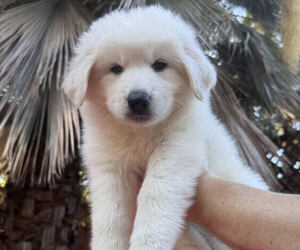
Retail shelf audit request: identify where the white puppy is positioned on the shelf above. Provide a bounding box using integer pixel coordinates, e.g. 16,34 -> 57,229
63,6 -> 268,250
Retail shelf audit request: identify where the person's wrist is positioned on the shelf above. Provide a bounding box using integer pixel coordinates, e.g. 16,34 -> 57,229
187,171 -> 215,224
198,171 -> 220,191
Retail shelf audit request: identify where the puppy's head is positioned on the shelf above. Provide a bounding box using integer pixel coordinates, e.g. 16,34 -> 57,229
63,6 -> 216,127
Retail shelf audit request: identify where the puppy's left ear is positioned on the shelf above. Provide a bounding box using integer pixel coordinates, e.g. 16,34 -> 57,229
180,44 -> 217,100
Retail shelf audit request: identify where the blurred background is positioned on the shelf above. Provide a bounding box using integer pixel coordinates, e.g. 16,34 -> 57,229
0,0 -> 299,249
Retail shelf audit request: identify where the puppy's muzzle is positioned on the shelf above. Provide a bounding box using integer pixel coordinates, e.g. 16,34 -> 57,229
127,91 -> 151,121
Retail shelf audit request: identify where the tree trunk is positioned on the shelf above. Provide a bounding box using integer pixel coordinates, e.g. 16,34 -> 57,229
0,159 -> 84,250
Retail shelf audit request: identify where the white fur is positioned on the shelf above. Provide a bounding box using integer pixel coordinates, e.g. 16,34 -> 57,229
63,6 -> 268,250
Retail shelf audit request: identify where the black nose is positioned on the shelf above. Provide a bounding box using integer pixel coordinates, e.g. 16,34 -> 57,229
127,91 -> 150,114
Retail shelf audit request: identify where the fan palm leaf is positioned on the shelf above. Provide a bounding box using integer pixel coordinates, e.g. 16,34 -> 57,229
226,0 -> 280,31
0,0 -> 90,185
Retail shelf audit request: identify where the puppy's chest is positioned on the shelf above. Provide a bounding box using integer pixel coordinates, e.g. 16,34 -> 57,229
114,139 -> 154,167
85,131 -> 160,172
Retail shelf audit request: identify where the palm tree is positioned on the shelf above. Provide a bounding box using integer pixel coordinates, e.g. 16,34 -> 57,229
0,0 -> 299,249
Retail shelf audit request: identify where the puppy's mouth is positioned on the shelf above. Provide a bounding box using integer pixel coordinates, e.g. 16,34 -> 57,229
126,113 -> 152,123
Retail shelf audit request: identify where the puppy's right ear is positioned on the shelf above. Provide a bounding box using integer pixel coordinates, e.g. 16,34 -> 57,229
63,47 -> 96,107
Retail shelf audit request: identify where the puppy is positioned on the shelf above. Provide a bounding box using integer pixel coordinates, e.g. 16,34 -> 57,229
63,6 -> 268,250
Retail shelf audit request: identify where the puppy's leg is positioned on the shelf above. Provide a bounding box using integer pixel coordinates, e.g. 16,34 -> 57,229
130,144 -> 205,250
89,167 -> 139,250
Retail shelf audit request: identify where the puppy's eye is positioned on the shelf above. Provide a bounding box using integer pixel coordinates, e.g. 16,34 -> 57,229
151,60 -> 167,72
110,64 -> 123,74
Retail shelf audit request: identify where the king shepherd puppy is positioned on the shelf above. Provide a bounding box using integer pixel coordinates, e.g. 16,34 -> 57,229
63,5 -> 268,250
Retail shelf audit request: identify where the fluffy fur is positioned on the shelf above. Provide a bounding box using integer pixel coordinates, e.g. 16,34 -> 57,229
63,6 -> 268,250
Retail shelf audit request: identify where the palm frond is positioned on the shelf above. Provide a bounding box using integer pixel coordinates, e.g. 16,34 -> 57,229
82,0 -> 146,18
0,0 -> 22,8
0,0 -> 37,10
0,0 -> 91,185
218,24 -> 300,117
226,0 -> 280,31
118,0 -> 146,9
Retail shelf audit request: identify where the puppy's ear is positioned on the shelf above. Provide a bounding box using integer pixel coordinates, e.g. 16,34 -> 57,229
62,47 -> 96,107
180,44 -> 217,101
